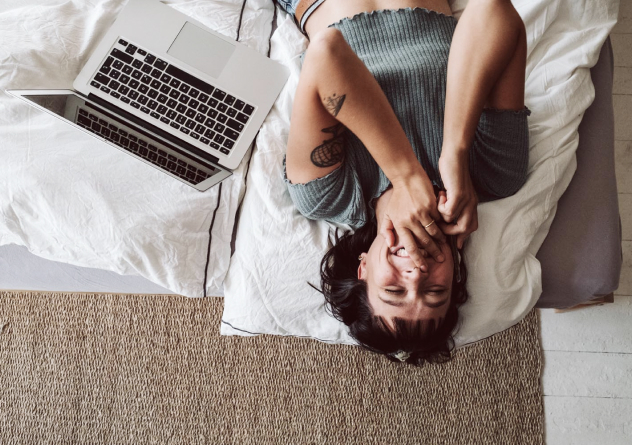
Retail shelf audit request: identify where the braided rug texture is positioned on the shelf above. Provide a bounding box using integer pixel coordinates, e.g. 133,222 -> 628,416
0,291 -> 544,444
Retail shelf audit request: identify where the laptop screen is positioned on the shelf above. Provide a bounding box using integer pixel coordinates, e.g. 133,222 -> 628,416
14,91 -> 230,189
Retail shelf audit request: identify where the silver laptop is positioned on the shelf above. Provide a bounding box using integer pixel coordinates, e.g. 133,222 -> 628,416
7,0 -> 288,191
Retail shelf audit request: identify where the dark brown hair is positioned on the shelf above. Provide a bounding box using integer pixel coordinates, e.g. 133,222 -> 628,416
315,220 -> 469,366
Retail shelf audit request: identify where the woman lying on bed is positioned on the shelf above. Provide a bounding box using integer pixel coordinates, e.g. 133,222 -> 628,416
282,0 -> 530,365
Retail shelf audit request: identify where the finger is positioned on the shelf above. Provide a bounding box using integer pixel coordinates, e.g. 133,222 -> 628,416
443,196 -> 466,224
437,221 -> 466,235
423,219 -> 446,244
398,229 -> 428,270
380,215 -> 396,248
408,223 -> 445,263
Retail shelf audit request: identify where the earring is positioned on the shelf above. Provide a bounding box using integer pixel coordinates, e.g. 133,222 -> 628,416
358,255 -> 363,261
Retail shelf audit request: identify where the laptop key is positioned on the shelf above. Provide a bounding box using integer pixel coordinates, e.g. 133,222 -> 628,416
125,44 -> 137,55
111,48 -> 133,64
167,161 -> 177,170
176,104 -> 187,114
224,95 -> 236,106
119,85 -> 130,95
189,89 -> 200,99
170,122 -> 180,130
185,119 -> 196,129
198,93 -> 209,103
138,95 -> 149,105
100,86 -> 111,94
109,80 -> 121,90
200,137 -> 210,144
178,95 -> 190,105
190,132 -> 200,140
243,104 -> 255,115
141,63 -> 153,74
128,134 -> 138,142
210,142 -> 221,150
179,127 -> 190,135
147,89 -> 158,99
158,156 -> 167,166
160,73 -> 172,84
139,146 -> 148,156
148,100 -> 158,110
128,90 -> 139,100
150,68 -> 162,79
235,112 -> 249,124
150,79 -> 161,90
121,96 -> 131,104
119,74 -> 130,84
141,75 -> 152,85
214,123 -> 225,133
95,73 -> 109,84
129,141 -> 139,152
140,106 -> 150,114
217,114 -> 227,124
132,59 -> 143,69
157,105 -> 168,114
169,90 -> 180,100
223,128 -> 239,141
144,54 -> 156,64
110,69 -> 121,80
138,48 -> 147,56
113,60 -> 123,70
169,78 -> 181,89
194,113 -> 205,123
220,148 -> 230,155
159,84 -> 170,94
99,65 -> 111,75
110,91 -> 121,99
204,129 -> 216,139
195,124 -> 205,134
226,108 -> 237,118
154,59 -> 168,71
226,118 -> 244,132
208,109 -> 218,119
150,111 -> 160,119
166,65 -> 214,95
160,117 -> 169,125
167,110 -> 177,120
90,81 -> 101,89
217,103 -> 228,113
77,115 -> 92,126
131,69 -> 142,80
148,151 -> 157,161
167,99 -> 178,109
234,99 -> 245,111
176,115 -> 186,124
185,109 -> 196,118
122,65 -> 133,75
222,138 -> 235,149
213,134 -> 225,144
212,89 -> 226,101
189,99 -> 200,109
198,104 -> 209,114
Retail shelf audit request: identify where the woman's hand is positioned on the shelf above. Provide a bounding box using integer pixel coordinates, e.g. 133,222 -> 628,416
437,150 -> 478,249
380,171 -> 447,268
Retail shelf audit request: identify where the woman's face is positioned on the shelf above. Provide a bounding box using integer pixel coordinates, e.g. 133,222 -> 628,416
357,234 -> 454,327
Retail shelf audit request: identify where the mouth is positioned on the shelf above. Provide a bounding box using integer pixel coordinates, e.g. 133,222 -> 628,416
390,246 -> 410,258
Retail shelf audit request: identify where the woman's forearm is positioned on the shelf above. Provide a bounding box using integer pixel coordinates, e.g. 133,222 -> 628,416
305,29 -> 427,185
442,0 -> 525,153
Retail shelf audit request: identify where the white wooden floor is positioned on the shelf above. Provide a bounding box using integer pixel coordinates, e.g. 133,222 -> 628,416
540,4 -> 632,443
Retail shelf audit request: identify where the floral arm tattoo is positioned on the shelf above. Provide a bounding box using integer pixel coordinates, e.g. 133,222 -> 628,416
310,93 -> 347,168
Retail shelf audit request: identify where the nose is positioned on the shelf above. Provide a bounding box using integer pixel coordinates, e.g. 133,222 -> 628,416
405,260 -> 428,275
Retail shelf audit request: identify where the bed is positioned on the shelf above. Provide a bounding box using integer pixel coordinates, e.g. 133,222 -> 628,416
0,0 -> 622,347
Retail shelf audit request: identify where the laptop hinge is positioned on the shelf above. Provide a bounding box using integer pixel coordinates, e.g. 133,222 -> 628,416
86,93 -> 222,168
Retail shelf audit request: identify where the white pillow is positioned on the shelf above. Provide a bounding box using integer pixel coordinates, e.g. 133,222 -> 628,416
221,0 -> 618,346
0,0 -> 274,297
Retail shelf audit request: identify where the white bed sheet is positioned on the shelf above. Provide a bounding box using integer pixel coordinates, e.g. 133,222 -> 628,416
222,0 -> 619,346
0,0 -> 275,298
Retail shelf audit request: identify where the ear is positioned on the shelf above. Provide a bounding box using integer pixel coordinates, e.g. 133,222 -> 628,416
357,253 -> 368,280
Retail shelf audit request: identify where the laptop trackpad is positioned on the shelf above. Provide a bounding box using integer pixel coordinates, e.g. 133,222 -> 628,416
167,22 -> 235,79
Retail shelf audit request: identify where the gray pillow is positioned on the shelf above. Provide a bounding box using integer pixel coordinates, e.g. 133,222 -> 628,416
535,36 -> 622,308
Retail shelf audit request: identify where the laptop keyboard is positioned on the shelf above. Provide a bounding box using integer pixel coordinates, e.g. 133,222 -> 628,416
75,107 -> 215,185
89,38 -> 256,157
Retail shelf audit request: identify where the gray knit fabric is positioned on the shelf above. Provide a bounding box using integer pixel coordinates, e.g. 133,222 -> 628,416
285,8 -> 531,228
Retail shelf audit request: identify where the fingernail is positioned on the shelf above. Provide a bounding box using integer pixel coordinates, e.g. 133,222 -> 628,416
438,254 -> 445,262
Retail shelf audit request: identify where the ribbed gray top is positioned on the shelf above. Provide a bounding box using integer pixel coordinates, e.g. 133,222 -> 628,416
285,8 -> 531,228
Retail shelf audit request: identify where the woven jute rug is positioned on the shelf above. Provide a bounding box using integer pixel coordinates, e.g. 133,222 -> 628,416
0,291 -> 544,444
